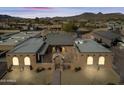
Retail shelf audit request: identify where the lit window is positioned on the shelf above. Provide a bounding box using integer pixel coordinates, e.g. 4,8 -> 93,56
98,56 -> 105,65
52,47 -> 56,53
62,47 -> 65,53
87,56 -> 93,65
24,57 -> 31,65
12,57 -> 19,65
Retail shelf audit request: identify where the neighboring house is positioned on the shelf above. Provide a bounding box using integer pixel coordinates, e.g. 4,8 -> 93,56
0,31 -> 41,51
93,31 -> 120,47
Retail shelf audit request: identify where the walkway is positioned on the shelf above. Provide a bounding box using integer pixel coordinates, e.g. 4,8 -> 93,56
52,69 -> 61,85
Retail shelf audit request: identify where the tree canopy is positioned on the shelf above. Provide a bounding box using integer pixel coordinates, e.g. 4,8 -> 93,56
62,22 -> 78,32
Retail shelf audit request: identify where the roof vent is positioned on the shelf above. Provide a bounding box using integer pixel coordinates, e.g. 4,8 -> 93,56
75,40 -> 84,44
15,40 -> 18,43
0,40 -> 3,43
22,37 -> 25,39
9,38 -> 12,39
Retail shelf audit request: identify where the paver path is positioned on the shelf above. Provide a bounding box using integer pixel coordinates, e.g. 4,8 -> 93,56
52,69 -> 61,85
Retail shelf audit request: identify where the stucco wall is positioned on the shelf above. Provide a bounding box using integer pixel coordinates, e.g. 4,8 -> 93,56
35,63 -> 54,70
6,53 -> 37,69
72,51 -> 113,69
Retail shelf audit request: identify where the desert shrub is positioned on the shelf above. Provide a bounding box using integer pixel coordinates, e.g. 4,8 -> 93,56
74,67 -> 81,72
36,68 -> 41,73
30,66 -> 33,70
36,67 -> 45,73
7,66 -> 13,72
48,67 -> 52,70
67,65 -> 71,69
7,68 -> 13,72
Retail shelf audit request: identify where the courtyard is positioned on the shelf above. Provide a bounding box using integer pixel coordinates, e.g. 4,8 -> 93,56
61,66 -> 119,85
0,68 -> 53,85
0,65 -> 119,85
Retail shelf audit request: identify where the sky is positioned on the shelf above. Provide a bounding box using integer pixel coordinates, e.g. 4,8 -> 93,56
0,7 -> 124,18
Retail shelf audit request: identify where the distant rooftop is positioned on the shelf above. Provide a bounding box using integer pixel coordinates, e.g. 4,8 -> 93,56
75,39 -> 111,53
94,31 -> 120,40
0,31 -> 40,46
9,37 -> 44,53
46,32 -> 75,46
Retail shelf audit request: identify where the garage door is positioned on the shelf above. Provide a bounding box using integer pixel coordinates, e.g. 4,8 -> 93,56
24,57 -> 31,65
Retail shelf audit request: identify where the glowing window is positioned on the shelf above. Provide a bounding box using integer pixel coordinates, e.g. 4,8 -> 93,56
12,57 -> 19,66
62,47 -> 65,53
87,56 -> 93,65
98,56 -> 105,65
52,47 -> 56,53
24,57 -> 31,65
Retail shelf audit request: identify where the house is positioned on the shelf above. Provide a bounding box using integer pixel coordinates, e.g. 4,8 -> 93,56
93,31 -> 120,47
0,31 -> 41,51
6,32 -> 114,71
73,39 -> 113,69
6,32 -> 76,70
6,37 -> 50,70
46,33 -> 75,57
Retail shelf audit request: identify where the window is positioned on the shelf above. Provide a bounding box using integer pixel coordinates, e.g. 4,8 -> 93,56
98,56 -> 105,65
87,56 -> 93,65
52,47 -> 56,53
62,47 -> 65,53
12,57 -> 19,66
24,57 -> 31,65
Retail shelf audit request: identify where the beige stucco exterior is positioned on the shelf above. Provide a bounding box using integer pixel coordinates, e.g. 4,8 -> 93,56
6,43 -> 113,71
71,49 -> 113,69
6,53 -> 37,69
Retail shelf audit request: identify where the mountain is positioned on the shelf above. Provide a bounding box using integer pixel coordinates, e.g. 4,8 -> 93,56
0,15 -> 25,23
0,15 -> 13,19
52,12 -> 124,21
0,12 -> 124,22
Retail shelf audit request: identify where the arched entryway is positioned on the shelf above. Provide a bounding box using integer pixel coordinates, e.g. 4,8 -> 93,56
52,53 -> 64,70
12,57 -> 19,66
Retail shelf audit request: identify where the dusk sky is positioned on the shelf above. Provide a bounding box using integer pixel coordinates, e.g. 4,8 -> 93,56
0,7 -> 124,18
